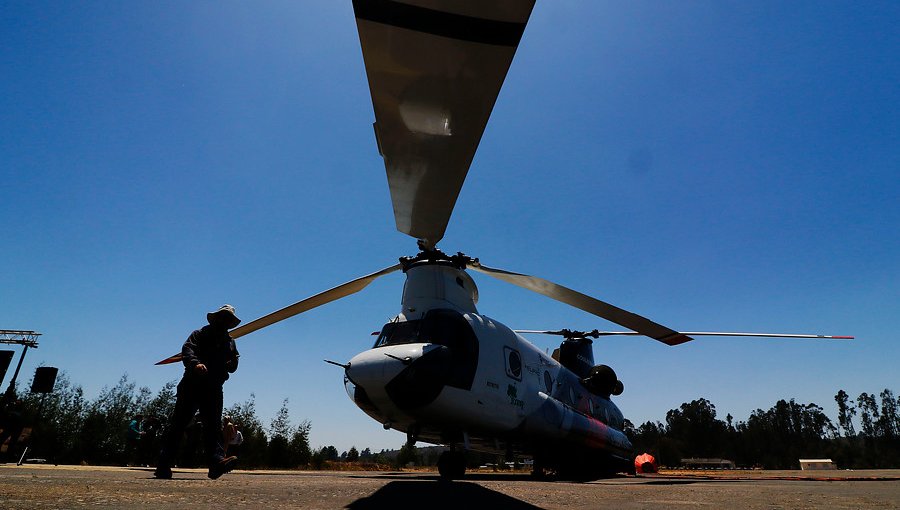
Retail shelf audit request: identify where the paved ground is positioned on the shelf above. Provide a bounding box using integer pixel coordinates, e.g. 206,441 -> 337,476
0,465 -> 898,509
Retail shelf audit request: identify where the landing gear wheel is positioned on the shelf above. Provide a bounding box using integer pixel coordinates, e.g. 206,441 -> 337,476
531,459 -> 547,480
437,451 -> 466,481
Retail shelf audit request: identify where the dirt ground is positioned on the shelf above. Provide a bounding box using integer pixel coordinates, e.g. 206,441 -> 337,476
0,464 -> 898,509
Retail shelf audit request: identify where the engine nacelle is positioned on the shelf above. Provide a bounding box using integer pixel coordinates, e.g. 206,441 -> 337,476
582,364 -> 624,397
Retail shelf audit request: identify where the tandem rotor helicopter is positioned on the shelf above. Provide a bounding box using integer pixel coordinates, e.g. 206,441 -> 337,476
158,0 -> 852,480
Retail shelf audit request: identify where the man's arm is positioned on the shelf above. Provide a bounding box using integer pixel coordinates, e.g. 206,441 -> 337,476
182,330 -> 208,374
225,340 -> 239,373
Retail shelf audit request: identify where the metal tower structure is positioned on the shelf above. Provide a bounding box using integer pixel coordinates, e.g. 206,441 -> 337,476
0,330 -> 41,397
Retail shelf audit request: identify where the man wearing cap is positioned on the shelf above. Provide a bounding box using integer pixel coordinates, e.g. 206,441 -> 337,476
155,305 -> 241,480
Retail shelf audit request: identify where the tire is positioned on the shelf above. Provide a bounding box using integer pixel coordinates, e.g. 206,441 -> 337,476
438,451 -> 466,480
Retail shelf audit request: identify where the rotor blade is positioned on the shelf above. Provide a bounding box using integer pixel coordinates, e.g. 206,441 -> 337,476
230,263 -> 402,339
155,353 -> 183,366
514,330 -> 569,336
588,331 -> 854,339
469,261 -> 693,346
515,330 -> 854,340
154,263 -> 402,365
353,0 -> 535,248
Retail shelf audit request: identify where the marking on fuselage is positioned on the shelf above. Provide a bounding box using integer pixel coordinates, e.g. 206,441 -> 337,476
506,384 -> 525,409
486,381 -> 500,390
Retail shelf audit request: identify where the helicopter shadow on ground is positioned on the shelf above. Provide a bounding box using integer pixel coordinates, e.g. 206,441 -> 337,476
349,472 -> 536,482
349,472 -> 700,485
345,480 -> 543,510
595,479 -> 704,486
591,476 -> 750,486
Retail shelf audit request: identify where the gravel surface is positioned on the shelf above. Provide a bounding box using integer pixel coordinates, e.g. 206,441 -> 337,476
1,465 -> 898,509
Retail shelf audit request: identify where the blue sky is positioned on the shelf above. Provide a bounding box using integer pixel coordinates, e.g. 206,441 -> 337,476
2,1 -> 898,454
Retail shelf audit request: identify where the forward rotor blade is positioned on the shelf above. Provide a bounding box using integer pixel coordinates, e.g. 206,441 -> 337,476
354,0 -> 535,248
229,263 -> 402,339
469,261 -> 692,346
154,353 -> 183,366
154,263 -> 402,365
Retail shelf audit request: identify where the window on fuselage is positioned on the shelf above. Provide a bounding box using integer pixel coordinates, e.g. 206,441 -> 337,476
504,347 -> 522,380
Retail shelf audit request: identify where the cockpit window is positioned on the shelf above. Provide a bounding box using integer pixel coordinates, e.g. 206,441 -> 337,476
373,320 -> 420,348
374,310 -> 475,350
372,309 -> 479,391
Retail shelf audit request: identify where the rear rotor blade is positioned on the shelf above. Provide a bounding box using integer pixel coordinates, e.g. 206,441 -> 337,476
468,261 -> 692,346
155,263 -> 402,365
672,332 -> 853,339
515,330 -> 854,340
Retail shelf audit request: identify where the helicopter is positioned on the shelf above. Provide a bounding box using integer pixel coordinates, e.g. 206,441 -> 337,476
158,0 -> 852,480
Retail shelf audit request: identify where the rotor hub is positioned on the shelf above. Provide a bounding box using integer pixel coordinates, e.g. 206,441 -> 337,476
399,249 -> 476,272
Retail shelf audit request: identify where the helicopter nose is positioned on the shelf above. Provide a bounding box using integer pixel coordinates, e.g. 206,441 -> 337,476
346,343 -> 452,411
384,344 -> 451,409
346,344 -> 423,390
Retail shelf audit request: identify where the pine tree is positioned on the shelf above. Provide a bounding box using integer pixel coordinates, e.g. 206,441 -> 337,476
835,389 -> 856,437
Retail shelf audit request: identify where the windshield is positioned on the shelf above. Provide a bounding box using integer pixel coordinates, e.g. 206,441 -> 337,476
373,309 -> 479,391
373,319 -> 421,348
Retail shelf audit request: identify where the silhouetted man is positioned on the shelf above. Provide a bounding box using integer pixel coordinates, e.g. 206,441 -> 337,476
155,305 -> 240,479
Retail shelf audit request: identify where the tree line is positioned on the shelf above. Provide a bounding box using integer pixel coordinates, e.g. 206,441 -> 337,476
3,370 -> 897,470
626,389 -> 900,469
2,372 -> 366,469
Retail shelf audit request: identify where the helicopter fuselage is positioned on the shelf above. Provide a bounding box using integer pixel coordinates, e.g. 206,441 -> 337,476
343,259 -> 634,475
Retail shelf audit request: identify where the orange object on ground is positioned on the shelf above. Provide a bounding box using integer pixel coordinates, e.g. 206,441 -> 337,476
635,453 -> 658,474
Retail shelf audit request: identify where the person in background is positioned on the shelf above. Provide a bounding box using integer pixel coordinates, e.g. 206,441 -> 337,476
125,414 -> 144,466
138,415 -> 162,467
222,415 -> 243,457
0,394 -> 24,463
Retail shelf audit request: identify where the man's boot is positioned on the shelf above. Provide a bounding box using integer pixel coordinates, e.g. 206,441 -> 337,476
154,466 -> 172,479
208,456 -> 237,480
